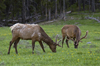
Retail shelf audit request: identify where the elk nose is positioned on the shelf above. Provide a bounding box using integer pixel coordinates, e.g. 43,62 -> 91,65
52,50 -> 56,52
74,45 -> 78,48
75,46 -> 78,48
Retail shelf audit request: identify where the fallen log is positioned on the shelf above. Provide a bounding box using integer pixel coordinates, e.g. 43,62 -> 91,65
85,16 -> 100,23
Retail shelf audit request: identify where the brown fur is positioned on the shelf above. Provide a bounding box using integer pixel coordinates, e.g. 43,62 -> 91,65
61,25 -> 88,48
8,23 -> 61,54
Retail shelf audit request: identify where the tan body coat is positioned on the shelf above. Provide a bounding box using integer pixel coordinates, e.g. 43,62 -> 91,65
61,25 -> 88,48
8,23 -> 61,54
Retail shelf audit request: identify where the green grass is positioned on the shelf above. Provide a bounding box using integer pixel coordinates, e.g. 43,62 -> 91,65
0,18 -> 100,66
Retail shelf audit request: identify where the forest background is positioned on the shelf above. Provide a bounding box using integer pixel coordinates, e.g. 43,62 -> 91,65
0,0 -> 98,26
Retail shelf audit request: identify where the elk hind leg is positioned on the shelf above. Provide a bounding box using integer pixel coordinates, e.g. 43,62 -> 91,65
14,38 -> 20,54
8,41 -> 14,54
8,36 -> 19,54
62,36 -> 65,48
66,37 -> 69,48
8,37 -> 17,54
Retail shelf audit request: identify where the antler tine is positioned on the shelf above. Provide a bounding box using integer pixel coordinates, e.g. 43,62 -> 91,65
55,34 -> 58,43
80,30 -> 88,40
57,39 -> 61,44
55,35 -> 62,47
56,39 -> 62,47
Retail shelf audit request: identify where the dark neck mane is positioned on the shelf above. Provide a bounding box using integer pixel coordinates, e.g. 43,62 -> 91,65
76,30 -> 80,41
40,27 -> 54,45
42,36 -> 54,45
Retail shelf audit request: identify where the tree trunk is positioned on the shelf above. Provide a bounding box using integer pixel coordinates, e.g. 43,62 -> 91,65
48,0 -> 51,21
92,0 -> 95,12
78,0 -> 81,11
26,0 -> 30,16
0,11 -> 1,23
22,0 -> 26,23
59,0 -> 62,14
48,8 -> 51,21
12,5 -> 14,22
45,1 -> 47,20
55,0 -> 57,19
89,0 -> 91,12
82,0 -> 85,11
63,0 -> 66,20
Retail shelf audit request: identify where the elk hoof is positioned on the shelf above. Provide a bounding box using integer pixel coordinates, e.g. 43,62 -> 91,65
32,51 -> 34,54
8,52 -> 10,54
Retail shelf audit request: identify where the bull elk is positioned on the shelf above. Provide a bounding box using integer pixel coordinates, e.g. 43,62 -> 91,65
8,23 -> 61,54
61,25 -> 88,48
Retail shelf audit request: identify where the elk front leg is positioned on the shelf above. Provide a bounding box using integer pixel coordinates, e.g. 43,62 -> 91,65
32,40 -> 36,54
39,41 -> 45,52
66,37 -> 69,48
62,36 -> 65,48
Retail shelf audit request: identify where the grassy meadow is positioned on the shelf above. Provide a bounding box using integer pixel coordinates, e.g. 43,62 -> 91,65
0,14 -> 100,66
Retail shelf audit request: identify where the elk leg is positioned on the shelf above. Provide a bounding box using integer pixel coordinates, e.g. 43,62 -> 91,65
13,38 -> 20,48
32,40 -> 36,54
66,37 -> 69,48
8,37 -> 17,54
62,36 -> 65,48
39,41 -> 45,52
8,41 -> 14,54
14,38 -> 20,54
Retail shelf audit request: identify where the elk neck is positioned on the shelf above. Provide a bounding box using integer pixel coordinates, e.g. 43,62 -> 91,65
40,27 -> 54,45
75,30 -> 81,42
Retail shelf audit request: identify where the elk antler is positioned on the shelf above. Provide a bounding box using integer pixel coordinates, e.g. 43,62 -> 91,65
80,30 -> 88,41
55,34 -> 61,47
55,34 -> 58,43
58,39 -> 61,44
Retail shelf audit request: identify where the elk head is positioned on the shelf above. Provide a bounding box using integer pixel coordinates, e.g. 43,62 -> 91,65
49,35 -> 61,52
67,31 -> 88,48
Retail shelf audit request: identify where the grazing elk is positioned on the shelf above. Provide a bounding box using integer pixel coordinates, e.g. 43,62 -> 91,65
8,23 -> 61,54
61,25 -> 88,48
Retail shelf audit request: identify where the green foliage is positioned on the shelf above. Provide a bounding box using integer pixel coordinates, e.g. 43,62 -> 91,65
0,1 -> 6,10
68,3 -> 78,11
47,1 -> 54,9
41,0 -> 48,6
0,0 -> 100,23
0,0 -> 6,19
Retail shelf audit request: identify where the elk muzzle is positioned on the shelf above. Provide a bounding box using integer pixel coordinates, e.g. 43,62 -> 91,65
74,44 -> 78,48
74,41 -> 79,48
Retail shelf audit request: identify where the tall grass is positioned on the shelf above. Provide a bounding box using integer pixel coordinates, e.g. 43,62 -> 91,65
0,19 -> 100,66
